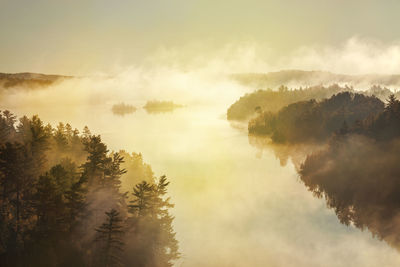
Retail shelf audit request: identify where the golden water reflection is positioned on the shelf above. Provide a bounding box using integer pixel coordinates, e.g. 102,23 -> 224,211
2,88 -> 400,267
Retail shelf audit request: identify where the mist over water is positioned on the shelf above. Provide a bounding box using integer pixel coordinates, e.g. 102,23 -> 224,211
2,60 -> 400,266
2,0 -> 400,262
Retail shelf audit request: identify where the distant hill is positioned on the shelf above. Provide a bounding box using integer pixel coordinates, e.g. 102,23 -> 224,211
0,72 -> 71,89
231,70 -> 400,89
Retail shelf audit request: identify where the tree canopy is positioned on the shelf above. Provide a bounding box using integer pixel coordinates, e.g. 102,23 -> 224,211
0,110 -> 179,267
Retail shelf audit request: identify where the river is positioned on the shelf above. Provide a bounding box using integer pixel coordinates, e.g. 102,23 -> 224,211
2,74 -> 400,266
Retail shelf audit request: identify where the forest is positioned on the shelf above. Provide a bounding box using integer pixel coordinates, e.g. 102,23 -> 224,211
0,73 -> 69,90
248,92 -> 384,143
233,83 -> 400,250
5,0 -> 400,265
111,103 -> 137,116
143,101 -> 183,114
0,111 -> 179,267
227,84 -> 396,121
243,88 -> 400,250
299,95 -> 400,249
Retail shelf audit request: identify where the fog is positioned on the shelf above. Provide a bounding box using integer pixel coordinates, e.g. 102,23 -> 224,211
282,36 -> 400,75
2,37 -> 400,266
300,135 -> 400,250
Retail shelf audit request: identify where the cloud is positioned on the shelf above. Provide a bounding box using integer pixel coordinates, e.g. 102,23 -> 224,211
282,36 -> 400,75
143,36 -> 400,76
4,36 -> 400,266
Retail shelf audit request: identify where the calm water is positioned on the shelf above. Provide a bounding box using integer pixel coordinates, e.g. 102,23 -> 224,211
3,81 -> 400,266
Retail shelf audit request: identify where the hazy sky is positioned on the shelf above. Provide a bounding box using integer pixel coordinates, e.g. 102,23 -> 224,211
1,0 -> 400,74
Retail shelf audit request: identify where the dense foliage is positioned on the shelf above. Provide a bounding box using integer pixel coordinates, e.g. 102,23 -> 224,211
143,101 -> 183,114
240,87 -> 400,250
297,95 -> 400,249
228,84 -> 396,121
0,73 -> 69,90
111,103 -> 137,116
248,92 -> 384,143
228,84 -> 351,121
0,111 -> 179,266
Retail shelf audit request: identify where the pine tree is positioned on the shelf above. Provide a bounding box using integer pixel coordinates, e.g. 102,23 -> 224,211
82,126 -> 91,144
94,209 -> 125,267
16,115 -> 50,173
127,177 -> 179,267
32,170 -> 67,236
65,123 -> 73,141
65,176 -> 87,230
0,110 -> 17,142
81,135 -> 109,187
129,181 -> 154,216
0,142 -> 36,265
152,176 -> 179,267
103,153 -> 126,193
386,94 -> 398,111
54,122 -> 68,151
0,111 -> 181,266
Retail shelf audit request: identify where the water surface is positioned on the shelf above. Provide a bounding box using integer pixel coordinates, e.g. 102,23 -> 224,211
2,84 -> 400,267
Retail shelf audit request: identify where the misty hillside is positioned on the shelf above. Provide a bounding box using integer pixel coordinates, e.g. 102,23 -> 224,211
232,70 -> 400,89
298,95 -> 400,250
248,92 -> 384,143
0,110 -> 179,266
227,84 -> 397,121
0,72 -> 71,89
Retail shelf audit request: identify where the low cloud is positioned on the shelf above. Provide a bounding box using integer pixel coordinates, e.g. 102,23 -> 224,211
282,36 -> 400,75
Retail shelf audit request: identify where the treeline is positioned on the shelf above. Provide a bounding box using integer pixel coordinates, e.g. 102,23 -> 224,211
243,89 -> 400,249
227,84 -> 397,121
248,92 -> 384,143
111,101 -> 184,116
246,93 -> 400,249
111,103 -> 137,116
299,95 -> 400,249
0,73 -> 69,90
0,111 -> 179,266
143,101 -> 183,114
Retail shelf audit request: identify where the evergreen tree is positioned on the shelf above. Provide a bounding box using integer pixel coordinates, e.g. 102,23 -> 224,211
0,142 -> 36,266
94,209 -> 125,267
0,110 -> 17,142
103,153 -> 126,193
386,94 -> 398,112
82,135 -> 109,187
54,122 -> 68,151
65,176 -> 87,230
0,112 -> 180,266
33,170 -> 67,235
82,126 -> 91,143
127,177 -> 179,267
129,181 -> 154,216
152,176 -> 179,267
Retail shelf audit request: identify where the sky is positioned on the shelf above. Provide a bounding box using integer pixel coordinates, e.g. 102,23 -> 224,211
1,0 -> 400,75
